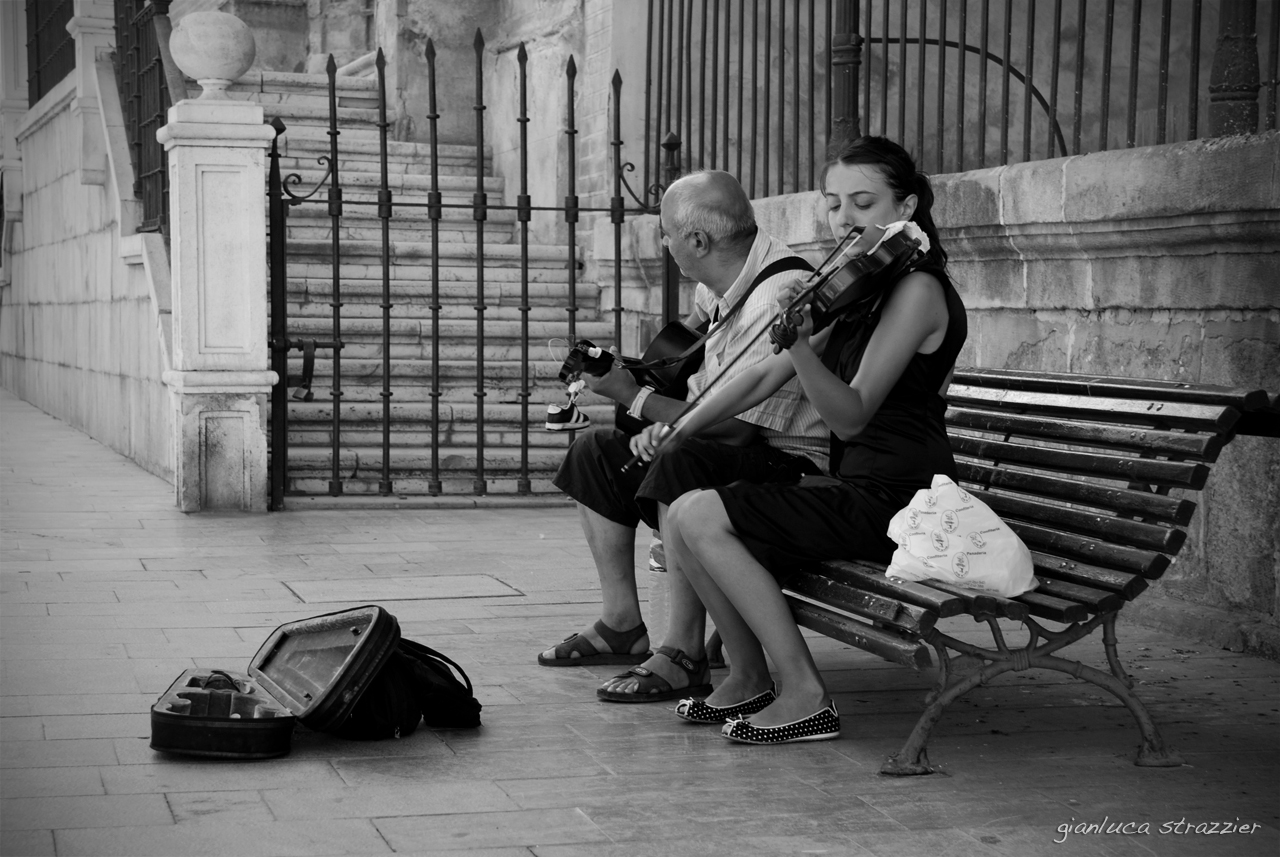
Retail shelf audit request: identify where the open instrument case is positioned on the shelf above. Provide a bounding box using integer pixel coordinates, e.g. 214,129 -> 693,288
150,605 -> 400,759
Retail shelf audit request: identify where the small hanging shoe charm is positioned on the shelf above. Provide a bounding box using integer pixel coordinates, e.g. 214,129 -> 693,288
546,379 -> 590,431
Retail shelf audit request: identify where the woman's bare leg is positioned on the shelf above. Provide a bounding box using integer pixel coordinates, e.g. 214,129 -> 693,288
662,492 -> 775,708
676,490 -> 830,726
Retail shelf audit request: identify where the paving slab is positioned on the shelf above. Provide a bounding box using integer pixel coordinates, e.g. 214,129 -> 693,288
3,388 -> 1280,856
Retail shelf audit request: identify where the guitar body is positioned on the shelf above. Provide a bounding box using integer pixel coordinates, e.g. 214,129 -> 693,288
556,255 -> 815,437
614,320 -> 707,435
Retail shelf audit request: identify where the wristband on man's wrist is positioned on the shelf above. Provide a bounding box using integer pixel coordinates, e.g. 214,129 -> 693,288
627,386 -> 656,419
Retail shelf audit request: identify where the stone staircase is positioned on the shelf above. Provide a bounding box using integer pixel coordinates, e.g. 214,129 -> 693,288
215,70 -> 616,496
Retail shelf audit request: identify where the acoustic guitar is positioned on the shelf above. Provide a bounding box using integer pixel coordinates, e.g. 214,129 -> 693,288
556,255 -> 814,435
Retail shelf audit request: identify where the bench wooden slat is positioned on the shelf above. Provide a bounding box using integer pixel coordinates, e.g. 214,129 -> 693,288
956,461 -> 1196,524
1005,520 -> 1171,578
781,574 -> 937,634
915,580 -> 1031,622
949,385 -> 1240,433
946,406 -> 1224,461
1014,590 -> 1093,623
817,560 -> 969,617
1028,577 -> 1126,614
1030,551 -> 1149,601
951,436 -> 1210,489
975,489 -> 1186,554
786,598 -> 932,669
953,368 -> 1271,412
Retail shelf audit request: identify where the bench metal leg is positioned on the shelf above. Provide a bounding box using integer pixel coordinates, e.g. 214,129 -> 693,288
881,612 -> 1182,776
1031,651 -> 1183,768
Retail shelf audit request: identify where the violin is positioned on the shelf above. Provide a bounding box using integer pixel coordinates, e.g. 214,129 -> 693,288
621,222 -> 925,473
770,223 -> 925,352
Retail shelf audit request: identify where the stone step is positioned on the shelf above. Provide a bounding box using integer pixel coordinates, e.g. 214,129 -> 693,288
285,266 -> 584,287
223,70 -> 379,98
260,101 -> 384,130
285,168 -> 504,195
285,258 -> 580,282
281,400 -> 614,425
273,154 -> 475,181
286,302 -> 605,323
284,280 -> 600,311
282,445 -> 578,491
283,315 -> 613,341
285,474 -> 564,497
284,200 -> 518,225
282,340 -> 590,362
285,421 -> 599,451
285,431 -> 582,456
281,387 -> 606,411
273,120 -> 478,151
284,224 -> 514,246
275,127 -> 489,169
284,356 -> 565,383
285,239 -> 575,267
280,377 -> 577,404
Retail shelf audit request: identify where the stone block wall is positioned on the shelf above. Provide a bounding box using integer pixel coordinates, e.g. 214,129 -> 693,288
1,85 -> 172,481
934,131 -> 1280,658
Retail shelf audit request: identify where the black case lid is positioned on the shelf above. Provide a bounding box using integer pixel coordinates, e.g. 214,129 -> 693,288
248,605 -> 401,732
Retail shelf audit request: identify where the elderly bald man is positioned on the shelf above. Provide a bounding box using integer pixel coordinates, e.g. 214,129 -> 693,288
539,170 -> 828,703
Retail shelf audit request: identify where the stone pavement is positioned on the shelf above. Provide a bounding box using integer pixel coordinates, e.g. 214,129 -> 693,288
2,387 -> 1278,857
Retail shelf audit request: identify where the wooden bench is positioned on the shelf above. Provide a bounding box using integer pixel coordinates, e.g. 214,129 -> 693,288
715,368 -> 1279,776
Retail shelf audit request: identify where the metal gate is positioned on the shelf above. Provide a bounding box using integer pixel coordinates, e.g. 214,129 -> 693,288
266,39 -> 676,508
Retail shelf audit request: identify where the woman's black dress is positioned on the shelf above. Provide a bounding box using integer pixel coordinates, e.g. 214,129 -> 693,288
713,266 -> 967,573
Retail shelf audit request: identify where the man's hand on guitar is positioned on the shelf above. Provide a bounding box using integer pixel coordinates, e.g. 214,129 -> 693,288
584,356 -> 642,405
628,423 -> 675,464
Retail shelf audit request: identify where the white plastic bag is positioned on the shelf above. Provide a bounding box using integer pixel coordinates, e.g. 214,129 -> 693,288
884,474 -> 1037,598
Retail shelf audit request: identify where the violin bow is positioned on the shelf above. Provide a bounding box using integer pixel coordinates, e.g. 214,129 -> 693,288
621,224 -> 868,471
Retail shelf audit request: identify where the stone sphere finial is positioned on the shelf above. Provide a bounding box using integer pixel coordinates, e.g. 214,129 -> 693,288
168,11 -> 256,99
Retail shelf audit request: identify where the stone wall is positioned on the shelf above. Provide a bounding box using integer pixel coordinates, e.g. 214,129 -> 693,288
1,83 -> 172,481
934,131 -> 1280,659
607,132 -> 1280,658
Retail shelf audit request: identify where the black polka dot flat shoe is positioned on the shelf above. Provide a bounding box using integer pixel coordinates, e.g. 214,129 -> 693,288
720,701 -> 840,745
674,685 -> 776,724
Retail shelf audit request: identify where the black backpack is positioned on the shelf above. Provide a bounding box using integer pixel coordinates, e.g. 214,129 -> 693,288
334,638 -> 482,740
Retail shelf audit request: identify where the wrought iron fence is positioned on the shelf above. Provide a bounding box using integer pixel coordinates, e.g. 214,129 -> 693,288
112,0 -> 184,234
26,0 -> 76,105
267,42 -> 653,505
644,0 -> 1278,192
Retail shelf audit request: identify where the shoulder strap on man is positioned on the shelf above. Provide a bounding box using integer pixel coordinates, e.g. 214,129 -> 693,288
722,255 -> 815,329
659,255 -> 816,366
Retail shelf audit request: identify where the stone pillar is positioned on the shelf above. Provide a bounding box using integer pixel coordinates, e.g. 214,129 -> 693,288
159,12 -> 277,511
